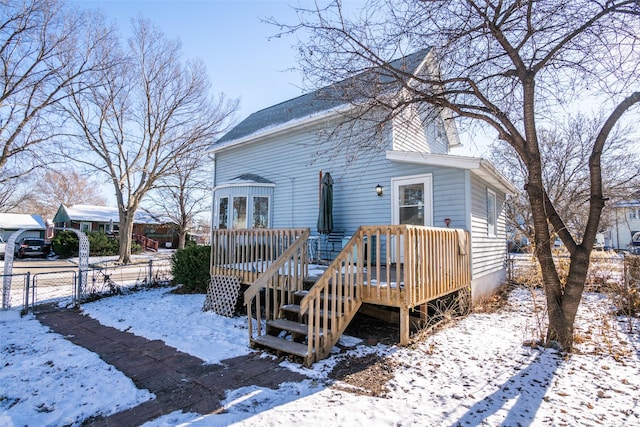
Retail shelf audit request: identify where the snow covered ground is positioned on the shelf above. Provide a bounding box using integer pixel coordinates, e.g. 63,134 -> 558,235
1,285 -> 639,426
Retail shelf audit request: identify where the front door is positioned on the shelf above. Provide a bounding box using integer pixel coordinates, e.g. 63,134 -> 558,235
391,174 -> 433,262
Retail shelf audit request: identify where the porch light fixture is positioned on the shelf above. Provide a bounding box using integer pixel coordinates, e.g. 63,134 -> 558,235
376,184 -> 383,197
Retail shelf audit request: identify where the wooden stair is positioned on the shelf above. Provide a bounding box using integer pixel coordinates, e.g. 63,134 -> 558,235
250,287 -> 361,366
244,229 -> 362,366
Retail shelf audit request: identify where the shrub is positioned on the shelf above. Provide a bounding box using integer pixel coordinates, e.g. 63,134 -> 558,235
87,232 -> 120,256
171,245 -> 210,293
52,230 -> 80,258
51,231 -> 141,258
608,255 -> 640,318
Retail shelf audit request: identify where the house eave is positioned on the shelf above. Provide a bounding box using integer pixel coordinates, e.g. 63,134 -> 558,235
213,182 -> 276,192
210,104 -> 351,154
386,150 -> 518,196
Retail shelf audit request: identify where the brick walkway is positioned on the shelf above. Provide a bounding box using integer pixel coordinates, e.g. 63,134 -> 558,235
36,309 -> 308,426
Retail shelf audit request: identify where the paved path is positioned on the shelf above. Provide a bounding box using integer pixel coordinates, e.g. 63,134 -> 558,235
36,309 -> 308,426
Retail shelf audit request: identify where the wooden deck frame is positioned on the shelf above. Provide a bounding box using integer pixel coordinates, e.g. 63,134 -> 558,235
210,228 -> 309,284
211,225 -> 471,365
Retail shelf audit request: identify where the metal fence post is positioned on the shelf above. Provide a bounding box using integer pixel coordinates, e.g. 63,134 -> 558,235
148,259 -> 153,285
22,272 -> 31,315
75,268 -> 82,307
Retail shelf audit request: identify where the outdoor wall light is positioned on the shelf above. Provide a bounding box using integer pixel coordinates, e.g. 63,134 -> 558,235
376,184 -> 383,197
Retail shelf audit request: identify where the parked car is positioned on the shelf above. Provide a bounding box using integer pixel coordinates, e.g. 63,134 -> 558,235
0,236 -> 5,260
15,237 -> 47,259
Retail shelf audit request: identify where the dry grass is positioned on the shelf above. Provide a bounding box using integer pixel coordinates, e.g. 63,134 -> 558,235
472,283 -> 511,314
329,353 -> 397,397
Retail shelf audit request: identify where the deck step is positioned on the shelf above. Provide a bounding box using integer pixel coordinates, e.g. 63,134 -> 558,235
294,290 -> 309,298
280,304 -> 336,319
281,304 -> 301,314
252,334 -> 311,358
267,318 -> 323,336
292,291 -> 354,304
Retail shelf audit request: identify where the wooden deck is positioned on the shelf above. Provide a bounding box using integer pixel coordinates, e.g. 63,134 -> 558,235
210,225 -> 471,366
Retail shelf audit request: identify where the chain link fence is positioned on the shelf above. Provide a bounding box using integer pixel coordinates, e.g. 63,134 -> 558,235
3,259 -> 173,314
507,252 -> 626,291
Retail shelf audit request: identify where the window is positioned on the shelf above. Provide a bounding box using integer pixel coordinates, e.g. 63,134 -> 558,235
629,209 -> 640,220
218,197 -> 228,229
232,196 -> 247,229
80,222 -> 91,233
398,183 -> 425,225
487,189 -> 497,236
252,196 -> 269,228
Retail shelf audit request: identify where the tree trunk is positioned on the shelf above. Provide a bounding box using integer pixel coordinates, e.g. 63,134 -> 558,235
119,212 -> 136,264
178,230 -> 187,250
552,248 -> 591,349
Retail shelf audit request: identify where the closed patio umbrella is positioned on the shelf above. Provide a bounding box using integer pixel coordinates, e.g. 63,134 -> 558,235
317,172 -> 333,234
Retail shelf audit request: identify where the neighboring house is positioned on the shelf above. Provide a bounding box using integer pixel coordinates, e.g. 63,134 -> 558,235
52,204 -> 178,249
0,213 -> 47,242
606,200 -> 640,251
208,48 -> 517,364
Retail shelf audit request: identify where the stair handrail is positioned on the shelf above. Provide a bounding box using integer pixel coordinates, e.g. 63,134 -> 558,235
243,227 -> 310,306
299,228 -> 365,363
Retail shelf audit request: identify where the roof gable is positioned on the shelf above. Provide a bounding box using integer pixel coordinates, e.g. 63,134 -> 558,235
213,48 -> 434,150
0,213 -> 46,230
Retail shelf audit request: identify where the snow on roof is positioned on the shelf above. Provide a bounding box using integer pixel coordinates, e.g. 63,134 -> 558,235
0,213 -> 46,230
614,200 -> 640,208
63,205 -> 165,225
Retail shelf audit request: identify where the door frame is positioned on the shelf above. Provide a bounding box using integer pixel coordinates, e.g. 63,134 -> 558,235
390,173 -> 433,263
391,173 -> 433,227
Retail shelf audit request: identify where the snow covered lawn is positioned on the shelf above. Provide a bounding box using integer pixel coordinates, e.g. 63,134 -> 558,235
1,286 -> 639,426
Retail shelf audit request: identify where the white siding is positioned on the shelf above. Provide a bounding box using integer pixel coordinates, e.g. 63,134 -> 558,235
391,105 -> 449,154
214,119 -> 468,237
392,106 -> 430,153
470,175 -> 508,297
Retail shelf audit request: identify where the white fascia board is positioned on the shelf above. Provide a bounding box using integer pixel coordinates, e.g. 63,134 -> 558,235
213,182 -> 276,192
386,150 -> 518,196
211,104 -> 352,154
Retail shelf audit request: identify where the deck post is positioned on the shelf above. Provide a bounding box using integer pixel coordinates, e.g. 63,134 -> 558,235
399,306 -> 410,345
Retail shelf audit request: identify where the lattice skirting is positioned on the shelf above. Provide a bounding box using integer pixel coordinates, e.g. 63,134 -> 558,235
203,275 -> 241,317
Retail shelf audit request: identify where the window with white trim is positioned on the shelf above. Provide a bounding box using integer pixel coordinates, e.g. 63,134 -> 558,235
252,196 -> 269,228
487,189 -> 497,236
218,197 -> 228,229
232,196 -> 247,229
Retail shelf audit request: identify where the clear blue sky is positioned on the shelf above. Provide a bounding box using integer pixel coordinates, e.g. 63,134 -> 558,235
77,0 -> 312,122
74,0 -> 489,156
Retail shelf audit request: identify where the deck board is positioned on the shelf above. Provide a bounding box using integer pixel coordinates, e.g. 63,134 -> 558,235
252,335 -> 310,358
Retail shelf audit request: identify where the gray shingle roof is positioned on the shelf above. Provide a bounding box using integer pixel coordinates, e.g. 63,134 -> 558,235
213,48 -> 432,148
225,174 -> 274,185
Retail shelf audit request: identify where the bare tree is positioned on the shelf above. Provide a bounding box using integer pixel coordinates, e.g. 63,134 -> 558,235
275,0 -> 640,351
64,16 -> 236,263
491,114 -> 640,246
19,167 -> 108,220
145,152 -> 211,249
0,0 -> 116,186
0,179 -> 35,213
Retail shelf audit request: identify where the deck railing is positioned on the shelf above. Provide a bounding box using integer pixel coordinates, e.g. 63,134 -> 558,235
299,231 -> 365,362
210,228 -> 309,284
133,234 -> 159,252
241,228 -> 310,342
300,225 -> 471,359
211,225 -> 470,363
353,225 -> 471,307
